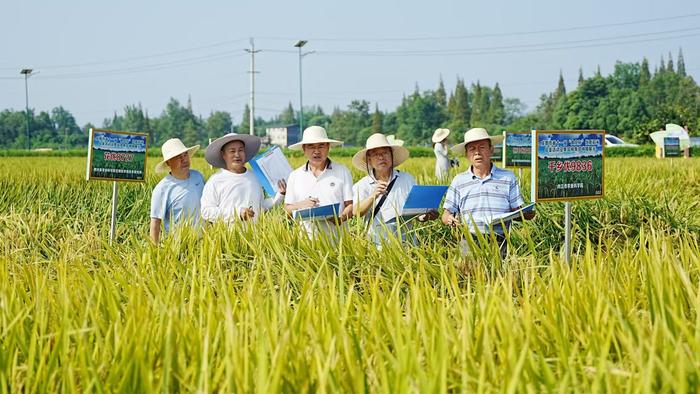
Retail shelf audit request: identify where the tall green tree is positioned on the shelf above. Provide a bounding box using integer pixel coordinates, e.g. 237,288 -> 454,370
239,104 -> 251,135
487,83 -> 506,125
205,111 -> 232,140
279,102 -> 296,124
371,104 -> 383,133
677,48 -> 686,77
447,78 -> 470,131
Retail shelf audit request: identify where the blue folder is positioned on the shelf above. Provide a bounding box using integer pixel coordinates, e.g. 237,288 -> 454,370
249,146 -> 292,197
292,203 -> 342,221
401,185 -> 449,217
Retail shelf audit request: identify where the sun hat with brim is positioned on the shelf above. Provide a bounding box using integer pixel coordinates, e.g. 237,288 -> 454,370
352,133 -> 410,172
155,138 -> 199,173
386,134 -> 405,147
450,128 -> 504,155
205,133 -> 261,169
288,126 -> 343,150
431,128 -> 451,143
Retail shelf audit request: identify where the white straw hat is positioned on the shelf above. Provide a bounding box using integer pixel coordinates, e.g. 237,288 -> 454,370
155,138 -> 199,173
451,128 -> 504,155
431,128 -> 450,143
288,126 -> 342,150
386,134 -> 405,146
205,133 -> 261,168
352,133 -> 410,172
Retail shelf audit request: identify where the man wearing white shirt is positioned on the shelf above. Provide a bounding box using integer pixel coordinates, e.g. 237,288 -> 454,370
284,126 -> 353,240
201,133 -> 285,224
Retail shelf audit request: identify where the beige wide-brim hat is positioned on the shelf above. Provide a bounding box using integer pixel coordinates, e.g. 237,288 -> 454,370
386,134 -> 405,146
205,133 -> 261,168
155,138 -> 199,173
352,133 -> 410,172
288,126 -> 343,150
431,128 -> 450,143
451,128 -> 504,155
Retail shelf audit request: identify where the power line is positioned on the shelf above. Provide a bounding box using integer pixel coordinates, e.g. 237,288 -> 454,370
311,28 -> 700,57
37,52 -> 247,80
0,38 -> 249,71
256,12 -> 700,42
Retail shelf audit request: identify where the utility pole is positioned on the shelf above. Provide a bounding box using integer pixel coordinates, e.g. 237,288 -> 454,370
245,38 -> 260,136
20,69 -> 34,150
293,41 -> 314,131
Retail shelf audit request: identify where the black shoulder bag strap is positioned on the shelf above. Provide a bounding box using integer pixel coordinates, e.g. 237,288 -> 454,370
371,176 -> 398,219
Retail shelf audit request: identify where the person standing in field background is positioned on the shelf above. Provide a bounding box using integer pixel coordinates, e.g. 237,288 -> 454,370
442,128 -> 535,259
352,133 -> 438,248
149,138 -> 205,243
284,126 -> 354,240
432,128 -> 451,181
200,133 -> 286,224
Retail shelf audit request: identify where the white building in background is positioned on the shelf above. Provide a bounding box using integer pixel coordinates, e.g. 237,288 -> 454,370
266,124 -> 301,148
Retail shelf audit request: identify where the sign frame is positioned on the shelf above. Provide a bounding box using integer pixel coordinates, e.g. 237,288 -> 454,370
503,131 -> 532,168
86,128 -> 149,183
532,130 -> 606,203
663,137 -> 681,158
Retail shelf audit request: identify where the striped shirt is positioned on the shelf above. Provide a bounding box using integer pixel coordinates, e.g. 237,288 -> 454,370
443,165 -> 524,235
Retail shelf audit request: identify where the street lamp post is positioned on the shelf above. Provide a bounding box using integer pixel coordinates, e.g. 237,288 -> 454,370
294,40 -> 314,132
20,69 -> 34,150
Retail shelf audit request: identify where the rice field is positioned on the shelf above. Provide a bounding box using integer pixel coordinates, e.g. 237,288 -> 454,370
0,155 -> 699,392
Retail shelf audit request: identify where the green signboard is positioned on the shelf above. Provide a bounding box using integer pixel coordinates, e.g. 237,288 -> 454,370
491,143 -> 503,165
663,137 -> 681,157
533,130 -> 605,202
86,128 -> 149,182
504,132 -> 532,167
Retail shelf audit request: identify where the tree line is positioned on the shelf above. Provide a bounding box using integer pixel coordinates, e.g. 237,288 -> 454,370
0,50 -> 697,149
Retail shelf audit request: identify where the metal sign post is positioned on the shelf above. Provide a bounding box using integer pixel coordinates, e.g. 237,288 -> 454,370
564,201 -> 571,264
109,181 -> 119,245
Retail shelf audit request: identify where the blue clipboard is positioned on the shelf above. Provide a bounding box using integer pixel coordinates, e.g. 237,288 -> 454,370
292,203 -> 342,221
249,146 -> 292,196
401,185 -> 448,217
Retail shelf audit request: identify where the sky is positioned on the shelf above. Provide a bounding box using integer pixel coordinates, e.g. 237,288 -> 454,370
1,0 -> 699,128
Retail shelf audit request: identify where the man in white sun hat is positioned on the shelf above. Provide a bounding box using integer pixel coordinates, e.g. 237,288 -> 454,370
441,128 -> 534,258
352,133 -> 438,248
284,125 -> 353,240
150,138 -> 205,243
200,133 -> 286,224
432,128 -> 451,180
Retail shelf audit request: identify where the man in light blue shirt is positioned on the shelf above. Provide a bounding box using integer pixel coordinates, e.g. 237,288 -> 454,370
442,128 -> 534,258
150,138 -> 204,243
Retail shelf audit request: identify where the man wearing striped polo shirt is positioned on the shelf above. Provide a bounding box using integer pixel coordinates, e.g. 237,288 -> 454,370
441,128 -> 534,259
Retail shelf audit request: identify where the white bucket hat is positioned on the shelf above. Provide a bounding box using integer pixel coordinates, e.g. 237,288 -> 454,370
205,133 -> 261,168
386,134 -> 405,146
288,126 -> 342,150
451,128 -> 504,155
432,128 -> 450,143
155,138 -> 199,173
352,133 -> 410,172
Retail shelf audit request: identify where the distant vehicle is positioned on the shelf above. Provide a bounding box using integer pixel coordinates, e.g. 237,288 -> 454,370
690,136 -> 700,147
605,135 -> 639,148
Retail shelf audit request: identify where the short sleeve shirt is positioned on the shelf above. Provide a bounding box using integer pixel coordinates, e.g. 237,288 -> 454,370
285,159 -> 353,238
150,170 -> 205,233
352,170 -> 417,247
442,165 -> 524,235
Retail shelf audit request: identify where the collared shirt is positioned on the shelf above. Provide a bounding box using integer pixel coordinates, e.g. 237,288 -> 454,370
353,170 -> 417,247
150,170 -> 205,234
443,164 -> 524,235
285,159 -> 353,238
200,168 -> 283,224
